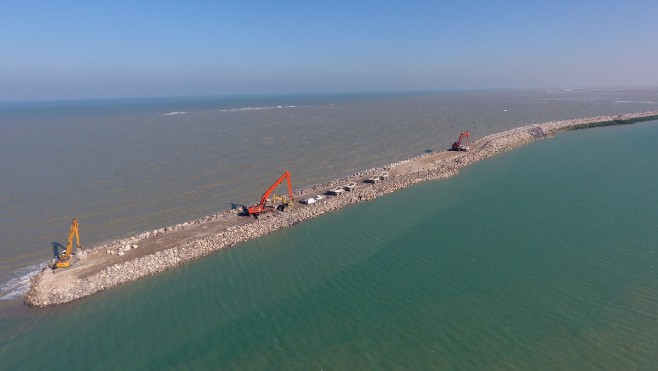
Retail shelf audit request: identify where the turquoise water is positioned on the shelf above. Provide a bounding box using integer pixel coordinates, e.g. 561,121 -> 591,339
1,121 -> 657,369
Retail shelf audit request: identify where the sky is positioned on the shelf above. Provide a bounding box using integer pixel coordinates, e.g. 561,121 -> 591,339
1,0 -> 657,101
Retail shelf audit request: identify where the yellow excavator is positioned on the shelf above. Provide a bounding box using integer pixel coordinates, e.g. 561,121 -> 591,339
271,193 -> 294,211
55,218 -> 82,269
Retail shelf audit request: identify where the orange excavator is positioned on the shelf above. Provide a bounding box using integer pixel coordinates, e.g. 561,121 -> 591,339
245,170 -> 294,218
451,131 -> 470,151
55,218 -> 82,269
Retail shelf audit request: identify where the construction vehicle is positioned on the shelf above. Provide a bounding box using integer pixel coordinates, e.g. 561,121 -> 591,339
55,219 -> 82,269
271,193 -> 293,210
451,131 -> 470,151
245,170 -> 294,218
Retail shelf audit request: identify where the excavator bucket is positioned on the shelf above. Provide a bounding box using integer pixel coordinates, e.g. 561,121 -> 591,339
55,256 -> 71,269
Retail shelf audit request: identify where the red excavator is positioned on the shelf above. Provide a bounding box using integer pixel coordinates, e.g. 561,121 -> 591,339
451,131 -> 470,151
245,170 -> 294,218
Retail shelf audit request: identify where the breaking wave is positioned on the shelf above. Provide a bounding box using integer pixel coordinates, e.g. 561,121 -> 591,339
612,100 -> 656,105
215,105 -> 297,113
163,106 -> 299,116
0,263 -> 46,301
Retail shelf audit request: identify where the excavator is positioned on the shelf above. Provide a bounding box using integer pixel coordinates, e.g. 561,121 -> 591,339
451,131 -> 470,151
271,193 -> 293,209
245,170 -> 294,218
55,218 -> 82,269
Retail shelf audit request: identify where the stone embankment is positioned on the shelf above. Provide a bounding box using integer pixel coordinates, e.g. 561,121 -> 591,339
25,111 -> 658,306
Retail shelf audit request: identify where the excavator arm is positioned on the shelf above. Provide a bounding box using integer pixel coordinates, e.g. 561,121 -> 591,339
258,170 -> 293,207
247,170 -> 294,217
457,131 -> 469,145
55,219 -> 82,268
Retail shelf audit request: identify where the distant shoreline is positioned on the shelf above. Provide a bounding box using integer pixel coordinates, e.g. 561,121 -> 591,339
25,111 -> 658,307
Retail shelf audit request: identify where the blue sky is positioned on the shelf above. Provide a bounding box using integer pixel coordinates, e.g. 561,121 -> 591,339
1,0 -> 657,101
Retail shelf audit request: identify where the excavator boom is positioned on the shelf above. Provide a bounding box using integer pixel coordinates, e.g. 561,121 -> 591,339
247,170 -> 294,217
55,219 -> 82,269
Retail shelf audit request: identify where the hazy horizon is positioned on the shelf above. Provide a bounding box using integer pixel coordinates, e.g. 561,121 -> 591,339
4,86 -> 658,105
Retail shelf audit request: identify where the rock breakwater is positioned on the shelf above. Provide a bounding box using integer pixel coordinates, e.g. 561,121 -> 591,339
25,111 -> 658,306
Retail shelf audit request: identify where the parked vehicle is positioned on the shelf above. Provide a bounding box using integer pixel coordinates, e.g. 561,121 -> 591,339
328,186 -> 345,195
301,197 -> 316,204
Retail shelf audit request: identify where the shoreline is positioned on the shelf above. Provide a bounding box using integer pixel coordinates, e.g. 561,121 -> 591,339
25,111 -> 658,307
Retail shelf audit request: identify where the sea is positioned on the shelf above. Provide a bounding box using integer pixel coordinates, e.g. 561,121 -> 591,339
1,89 -> 657,369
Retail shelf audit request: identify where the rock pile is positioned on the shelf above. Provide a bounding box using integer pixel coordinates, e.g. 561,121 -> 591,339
91,210 -> 240,255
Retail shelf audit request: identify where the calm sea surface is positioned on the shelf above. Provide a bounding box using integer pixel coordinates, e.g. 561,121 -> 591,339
1,90 -> 657,368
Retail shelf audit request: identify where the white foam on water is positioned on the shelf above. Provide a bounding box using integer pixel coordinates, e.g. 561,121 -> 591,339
0,263 -> 46,301
612,100 -> 657,105
163,106 -> 300,115
215,105 -> 298,113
